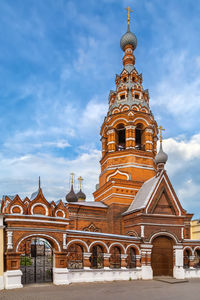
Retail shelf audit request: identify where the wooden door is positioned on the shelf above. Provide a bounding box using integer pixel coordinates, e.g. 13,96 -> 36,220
151,236 -> 174,276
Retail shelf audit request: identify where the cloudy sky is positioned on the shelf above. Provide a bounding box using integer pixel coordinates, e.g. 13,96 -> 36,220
0,0 -> 200,218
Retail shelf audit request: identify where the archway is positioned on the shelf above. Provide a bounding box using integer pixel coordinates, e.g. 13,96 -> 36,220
90,245 -> 104,269
20,237 -> 53,284
151,236 -> 174,276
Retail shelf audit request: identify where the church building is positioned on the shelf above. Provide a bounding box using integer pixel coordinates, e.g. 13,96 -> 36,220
1,9 -> 200,289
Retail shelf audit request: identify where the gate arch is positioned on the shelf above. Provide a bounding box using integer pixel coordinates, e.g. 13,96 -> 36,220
151,235 -> 174,276
20,237 -> 53,285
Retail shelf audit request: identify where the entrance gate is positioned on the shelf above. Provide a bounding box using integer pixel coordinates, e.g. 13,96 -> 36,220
20,237 -> 53,284
151,236 -> 174,276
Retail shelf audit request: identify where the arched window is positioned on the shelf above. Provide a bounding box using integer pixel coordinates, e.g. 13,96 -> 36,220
67,244 -> 84,269
127,247 -> 136,268
110,246 -> 121,269
116,124 -> 126,151
184,249 -> 190,268
194,249 -> 200,268
90,245 -> 104,269
135,124 -> 144,150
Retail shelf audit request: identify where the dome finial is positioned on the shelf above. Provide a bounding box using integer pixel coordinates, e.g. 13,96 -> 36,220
78,176 -> 83,190
125,6 -> 133,28
70,172 -> 75,185
120,6 -> 137,52
158,125 -> 165,145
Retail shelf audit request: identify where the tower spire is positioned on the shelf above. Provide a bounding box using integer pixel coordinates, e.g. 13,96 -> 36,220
39,176 -> 41,190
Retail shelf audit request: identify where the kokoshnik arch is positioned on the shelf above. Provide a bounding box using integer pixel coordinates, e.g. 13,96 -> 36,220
1,7 -> 200,289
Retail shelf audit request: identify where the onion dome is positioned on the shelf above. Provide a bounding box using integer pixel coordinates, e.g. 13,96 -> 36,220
65,185 -> 78,202
120,24 -> 137,51
76,189 -> 86,201
155,143 -> 168,165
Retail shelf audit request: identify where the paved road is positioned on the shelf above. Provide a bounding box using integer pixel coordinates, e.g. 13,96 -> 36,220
1,279 -> 200,300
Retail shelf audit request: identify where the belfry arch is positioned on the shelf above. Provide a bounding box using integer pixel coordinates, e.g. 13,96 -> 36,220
116,124 -> 126,151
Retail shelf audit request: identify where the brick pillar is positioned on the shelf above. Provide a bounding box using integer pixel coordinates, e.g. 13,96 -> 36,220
125,125 -> 135,149
121,254 -> 128,269
83,252 -> 92,270
189,255 -> 195,268
146,250 -> 152,266
103,253 -> 111,269
141,250 -> 146,266
145,128 -> 153,152
5,252 -> 21,271
107,129 -> 116,152
55,252 -> 67,268
101,137 -> 107,156
136,255 -> 141,268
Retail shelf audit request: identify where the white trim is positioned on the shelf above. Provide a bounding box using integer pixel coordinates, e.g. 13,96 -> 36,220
31,203 -> 48,216
104,161 -> 155,169
107,141 -> 115,145
149,232 -> 179,244
89,241 -> 109,253
5,214 -> 69,221
95,186 -> 138,200
125,244 -> 141,255
109,242 -> 126,254
5,218 -> 69,225
145,173 -> 181,216
145,140 -> 153,144
133,117 -> 150,126
183,246 -> 193,255
55,210 -> 65,218
10,205 -> 23,215
16,233 -> 61,252
105,164 -> 155,171
110,118 -> 128,127
66,239 -> 89,252
126,138 -> 135,141
101,154 -> 154,167
107,169 -> 129,181
101,193 -> 134,202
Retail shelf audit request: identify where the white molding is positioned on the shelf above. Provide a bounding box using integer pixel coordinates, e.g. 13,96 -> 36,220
89,241 -> 109,253
107,169 -> 130,181
125,244 -> 141,255
95,185 -> 138,200
7,231 -> 13,250
10,205 -> 23,215
31,203 -> 48,216
108,242 -> 126,254
101,154 -> 154,167
149,231 -> 179,244
133,117 -> 150,126
5,218 -> 68,225
16,233 -> 61,252
105,164 -> 155,172
55,210 -> 65,218
66,239 -> 89,252
110,118 -> 128,127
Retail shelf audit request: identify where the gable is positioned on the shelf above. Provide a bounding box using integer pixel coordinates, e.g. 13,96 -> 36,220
146,172 -> 184,216
150,187 -> 176,215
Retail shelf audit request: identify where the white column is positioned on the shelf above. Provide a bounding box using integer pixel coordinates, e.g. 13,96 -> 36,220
173,245 -> 185,279
63,233 -> 67,249
7,231 -> 13,250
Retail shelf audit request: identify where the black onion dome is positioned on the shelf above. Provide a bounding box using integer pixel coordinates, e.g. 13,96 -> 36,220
65,185 -> 78,202
120,25 -> 137,51
76,189 -> 86,200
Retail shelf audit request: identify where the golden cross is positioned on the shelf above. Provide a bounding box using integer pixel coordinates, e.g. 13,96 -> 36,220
70,173 -> 75,185
125,6 -> 133,25
158,126 -> 165,143
78,176 -> 84,190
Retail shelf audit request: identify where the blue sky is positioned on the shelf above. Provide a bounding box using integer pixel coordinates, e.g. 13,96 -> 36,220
1,0 -> 200,218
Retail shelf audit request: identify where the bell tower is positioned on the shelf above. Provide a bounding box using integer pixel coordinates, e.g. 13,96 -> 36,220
94,9 -> 158,207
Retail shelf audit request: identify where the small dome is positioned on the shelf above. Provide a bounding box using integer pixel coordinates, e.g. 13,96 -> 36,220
65,185 -> 78,202
120,25 -> 137,51
155,144 -> 168,165
76,189 -> 86,201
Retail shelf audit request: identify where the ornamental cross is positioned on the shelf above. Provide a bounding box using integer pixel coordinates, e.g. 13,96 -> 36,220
70,172 -> 75,185
78,176 -> 84,189
125,6 -> 133,25
158,126 -> 165,143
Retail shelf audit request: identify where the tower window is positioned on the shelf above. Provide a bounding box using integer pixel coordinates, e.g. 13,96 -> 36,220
120,94 -> 125,100
135,124 -> 144,150
123,77 -> 127,83
116,124 -> 126,151
132,76 -> 135,82
135,94 -> 139,99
